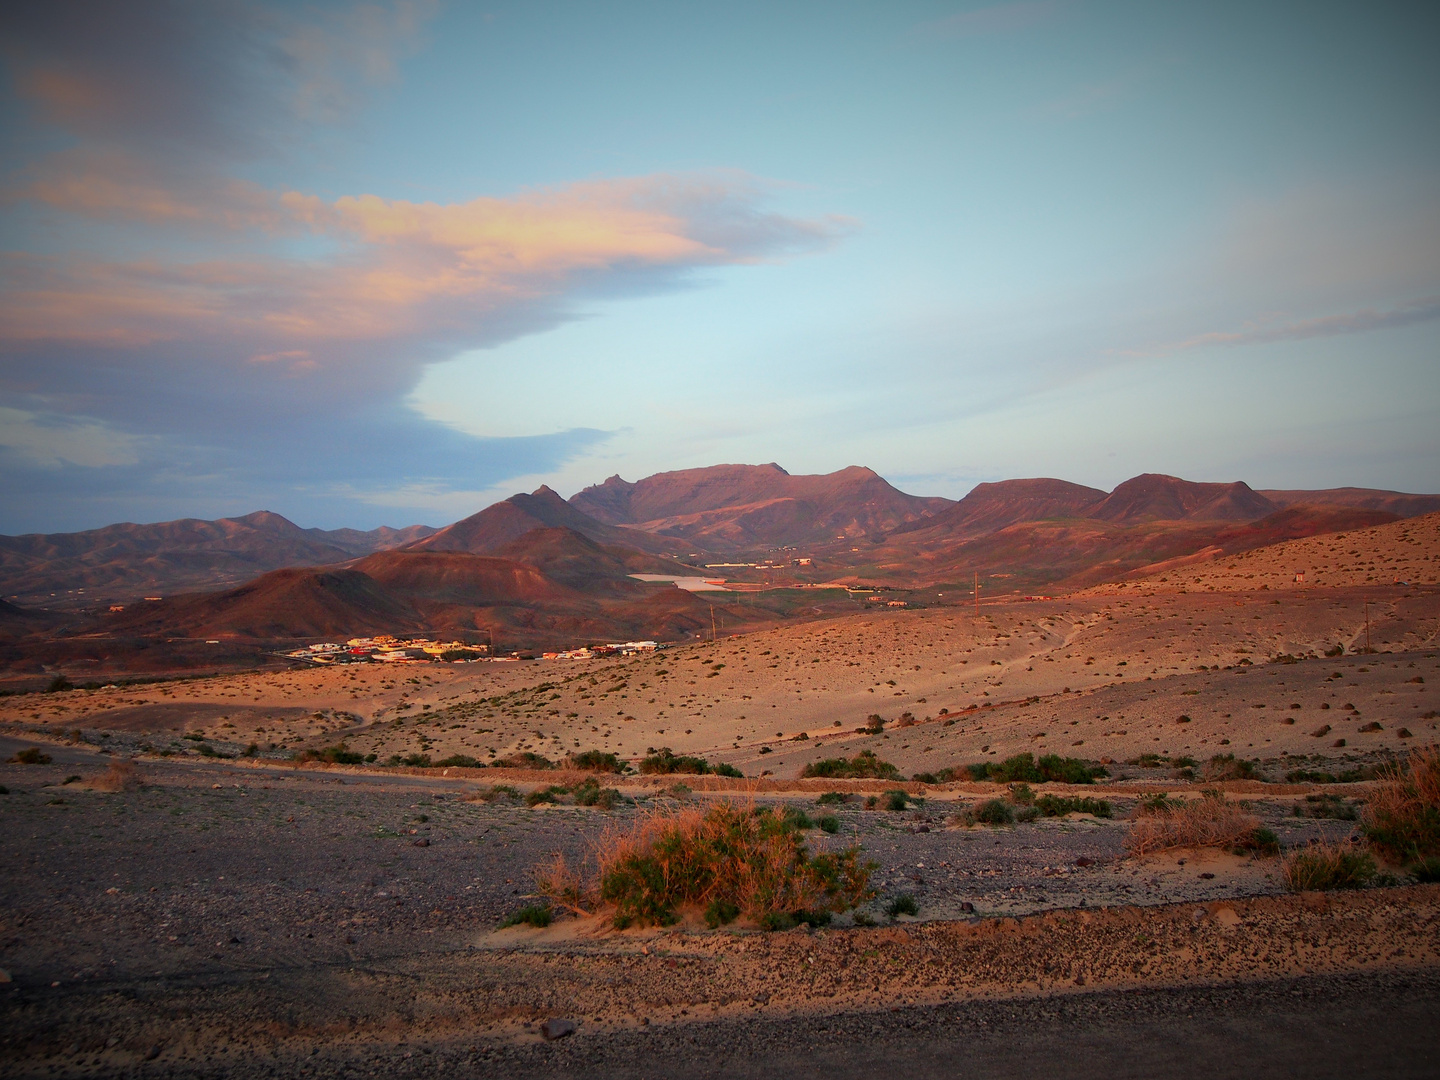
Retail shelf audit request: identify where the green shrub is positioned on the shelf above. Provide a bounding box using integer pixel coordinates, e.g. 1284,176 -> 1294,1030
1204,754 -> 1264,782
1034,794 -> 1113,818
1284,844 -> 1375,891
713,762 -> 744,778
495,751 -> 554,770
973,798 -> 1015,825
704,898 -> 740,928
885,893 -> 919,918
526,785 -> 570,806
500,903 -> 553,928
781,805 -> 815,830
801,751 -> 901,780
560,802 -> 875,930
818,814 -> 840,834
9,747 -> 52,765
1008,783 -> 1035,805
882,789 -> 912,812
1410,856 -> 1440,883
978,752 -> 1106,784
816,791 -> 852,806
639,747 -> 712,775
1361,748 -> 1440,863
436,753 -> 482,768
569,750 -> 623,773
911,772 -> 938,784
47,675 -> 73,693
399,753 -> 432,767
439,649 -> 481,662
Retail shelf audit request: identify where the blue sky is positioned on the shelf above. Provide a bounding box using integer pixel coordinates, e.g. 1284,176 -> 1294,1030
1,0 -> 1436,532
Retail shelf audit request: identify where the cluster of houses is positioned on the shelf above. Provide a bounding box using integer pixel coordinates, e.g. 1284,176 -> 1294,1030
284,636 -> 662,665
542,641 -> 659,659
284,636 -> 491,664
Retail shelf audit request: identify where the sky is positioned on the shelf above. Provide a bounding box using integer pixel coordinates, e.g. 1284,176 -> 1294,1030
0,0 -> 1436,534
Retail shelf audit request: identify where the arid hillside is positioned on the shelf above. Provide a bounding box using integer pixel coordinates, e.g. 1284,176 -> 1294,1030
569,463 -> 951,549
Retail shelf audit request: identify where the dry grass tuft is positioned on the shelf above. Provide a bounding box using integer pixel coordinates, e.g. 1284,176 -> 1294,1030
1125,793 -> 1270,857
1283,841 -> 1375,891
90,759 -> 142,792
1361,747 -> 1440,864
537,801 -> 874,929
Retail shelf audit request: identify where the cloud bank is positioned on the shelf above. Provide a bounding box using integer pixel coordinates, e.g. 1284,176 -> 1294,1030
0,1 -> 848,531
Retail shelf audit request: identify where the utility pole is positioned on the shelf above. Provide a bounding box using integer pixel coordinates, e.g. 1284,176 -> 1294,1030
974,571 -> 980,616
710,604 -> 717,643
1364,600 -> 1370,654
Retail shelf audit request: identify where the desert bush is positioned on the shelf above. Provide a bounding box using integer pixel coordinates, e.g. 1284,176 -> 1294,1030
527,785 -> 570,806
639,748 -> 713,775
818,814 -> 840,834
1203,754 -> 1264,782
90,759 -> 142,792
863,714 -> 885,733
539,802 -> 875,929
801,751 -> 901,780
396,752 -> 432,767
1292,794 -> 1358,821
568,750 -> 623,773
1008,783 -> 1035,805
298,743 -> 363,765
885,893 -> 919,918
972,798 -> 1015,826
1410,856 -> 1440,883
1125,794 -> 1270,857
500,902 -> 554,928
436,754 -> 482,768
977,752 -> 1106,784
781,805 -> 815,830
713,762 -> 744,778
495,751 -> 554,770
1361,747 -> 1440,863
8,747 -> 51,764
816,791 -> 852,806
467,784 -> 520,803
572,777 -> 623,809
47,675 -> 73,693
911,772 -> 939,784
881,789 -> 913,812
1035,794 -> 1113,818
1285,766 -> 1372,784
1283,842 -> 1375,891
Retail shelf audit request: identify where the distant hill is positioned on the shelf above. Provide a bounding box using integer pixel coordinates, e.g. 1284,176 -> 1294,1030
0,511 -> 436,609
108,566 -> 423,640
410,486 -> 687,557
888,478 -> 1106,539
105,542 -> 770,649
1085,474 -> 1277,523
569,463 -> 950,550
1257,487 -> 1440,518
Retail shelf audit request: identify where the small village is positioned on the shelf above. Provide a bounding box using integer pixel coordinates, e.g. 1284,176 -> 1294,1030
283,636 -> 661,665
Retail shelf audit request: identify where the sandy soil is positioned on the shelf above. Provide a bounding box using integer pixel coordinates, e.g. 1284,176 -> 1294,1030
3,587 -> 1434,783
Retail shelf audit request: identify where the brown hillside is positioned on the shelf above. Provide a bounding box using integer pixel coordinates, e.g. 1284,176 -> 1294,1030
1100,509 -> 1440,593
410,486 -> 684,557
107,567 -> 422,640
570,463 -> 950,549
0,510 -> 433,609
888,478 -> 1106,539
1086,474 -> 1277,523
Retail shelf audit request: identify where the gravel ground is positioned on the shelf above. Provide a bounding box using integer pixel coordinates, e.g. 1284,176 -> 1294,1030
2,747 -> 1426,1079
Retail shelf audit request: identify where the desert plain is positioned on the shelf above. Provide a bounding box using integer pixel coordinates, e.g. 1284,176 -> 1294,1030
3,513 -> 1439,1078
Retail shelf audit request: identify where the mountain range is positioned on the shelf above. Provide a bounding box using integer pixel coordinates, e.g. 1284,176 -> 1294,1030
3,465 -> 1438,662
